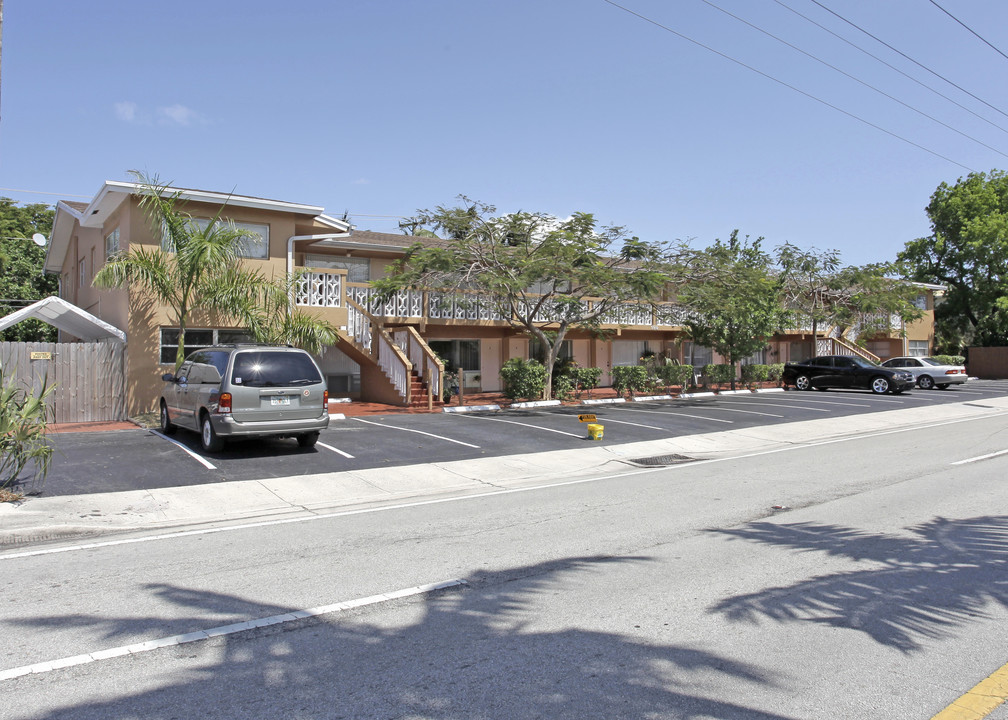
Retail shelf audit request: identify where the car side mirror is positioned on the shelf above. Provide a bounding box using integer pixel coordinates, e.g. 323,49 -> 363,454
162,372 -> 176,382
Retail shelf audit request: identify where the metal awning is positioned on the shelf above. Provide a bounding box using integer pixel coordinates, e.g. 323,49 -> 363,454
0,297 -> 126,342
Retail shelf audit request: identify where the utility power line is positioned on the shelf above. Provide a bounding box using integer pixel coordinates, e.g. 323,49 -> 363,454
928,0 -> 1008,64
703,0 -> 1008,161
773,0 -> 1008,137
809,0 -> 1008,122
600,0 -> 973,172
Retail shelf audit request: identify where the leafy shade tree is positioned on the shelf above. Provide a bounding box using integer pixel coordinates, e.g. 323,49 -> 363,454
0,198 -> 58,342
93,173 -> 337,368
899,170 -> 1008,349
677,231 -> 784,389
373,198 -> 674,400
775,244 -> 921,359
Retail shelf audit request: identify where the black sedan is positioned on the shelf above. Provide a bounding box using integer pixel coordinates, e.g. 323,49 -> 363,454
782,355 -> 915,394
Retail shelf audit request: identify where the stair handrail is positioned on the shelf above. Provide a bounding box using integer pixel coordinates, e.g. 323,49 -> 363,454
393,326 -> 444,410
347,296 -> 413,404
816,336 -> 881,363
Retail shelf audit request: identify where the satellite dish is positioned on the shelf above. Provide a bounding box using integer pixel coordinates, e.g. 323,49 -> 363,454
32,233 -> 47,247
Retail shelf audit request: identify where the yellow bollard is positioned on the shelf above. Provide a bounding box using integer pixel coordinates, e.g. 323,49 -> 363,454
587,423 -> 604,441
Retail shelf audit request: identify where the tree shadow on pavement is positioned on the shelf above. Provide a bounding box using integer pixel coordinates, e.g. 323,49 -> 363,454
7,555 -> 799,720
709,515 -> 1008,653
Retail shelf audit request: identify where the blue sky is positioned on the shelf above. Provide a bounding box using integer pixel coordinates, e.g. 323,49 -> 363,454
2,0 -> 1007,265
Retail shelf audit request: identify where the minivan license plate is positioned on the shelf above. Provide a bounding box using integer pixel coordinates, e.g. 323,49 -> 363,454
270,396 -> 291,406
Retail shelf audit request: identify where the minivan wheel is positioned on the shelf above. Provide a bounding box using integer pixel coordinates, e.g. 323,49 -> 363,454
200,414 -> 224,452
871,376 -> 891,394
917,375 -> 935,390
159,401 -> 176,435
297,432 -> 319,448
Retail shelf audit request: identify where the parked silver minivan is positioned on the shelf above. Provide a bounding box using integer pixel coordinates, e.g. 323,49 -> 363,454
159,345 -> 329,452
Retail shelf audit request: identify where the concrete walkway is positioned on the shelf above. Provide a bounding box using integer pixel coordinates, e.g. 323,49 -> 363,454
5,394 -> 1008,550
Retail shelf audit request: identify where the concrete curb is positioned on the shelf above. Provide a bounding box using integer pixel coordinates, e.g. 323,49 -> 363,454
579,398 -> 627,405
510,400 -> 562,409
442,404 -> 501,414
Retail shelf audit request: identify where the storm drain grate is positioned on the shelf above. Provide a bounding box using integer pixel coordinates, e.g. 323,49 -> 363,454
626,453 -> 697,467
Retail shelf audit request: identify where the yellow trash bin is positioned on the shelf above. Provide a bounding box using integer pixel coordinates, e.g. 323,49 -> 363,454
587,423 -> 604,441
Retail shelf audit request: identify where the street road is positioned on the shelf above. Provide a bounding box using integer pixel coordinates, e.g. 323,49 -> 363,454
2,409 -> 1007,718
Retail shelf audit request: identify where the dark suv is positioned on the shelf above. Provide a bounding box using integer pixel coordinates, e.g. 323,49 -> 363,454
159,345 -> 329,452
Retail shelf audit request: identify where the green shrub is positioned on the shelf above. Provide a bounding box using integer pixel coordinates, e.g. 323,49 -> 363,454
500,358 -> 548,400
702,363 -> 735,389
1,366 -> 55,497
740,364 -> 770,388
931,354 -> 965,366
612,365 -> 649,397
569,366 -> 602,399
654,363 -> 694,391
767,363 -> 784,382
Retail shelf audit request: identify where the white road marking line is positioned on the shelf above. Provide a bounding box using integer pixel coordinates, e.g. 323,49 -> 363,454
459,414 -> 584,438
7,410 -> 1007,563
354,418 -> 480,448
600,417 -> 667,431
610,406 -> 734,424
700,406 -> 784,418
318,442 -> 354,458
715,400 -> 830,413
773,396 -> 872,407
150,431 -> 217,470
950,448 -> 1008,465
0,579 -> 467,682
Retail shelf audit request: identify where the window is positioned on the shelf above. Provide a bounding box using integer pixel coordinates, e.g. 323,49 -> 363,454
682,341 -> 713,367
306,254 -> 370,283
912,294 -> 927,310
161,219 -> 269,259
908,340 -> 929,357
428,339 -> 480,372
530,338 -> 573,364
78,257 -> 87,288
105,228 -> 120,259
612,340 -> 652,367
159,327 -> 254,364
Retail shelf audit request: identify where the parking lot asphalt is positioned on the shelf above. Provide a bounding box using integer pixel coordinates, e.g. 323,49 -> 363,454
22,381 -> 1008,498
3,380 -> 1008,548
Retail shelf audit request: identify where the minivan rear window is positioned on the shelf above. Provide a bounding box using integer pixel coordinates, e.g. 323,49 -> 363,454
231,351 -> 323,387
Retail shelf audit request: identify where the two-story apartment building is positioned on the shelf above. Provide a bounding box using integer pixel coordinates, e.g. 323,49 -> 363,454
45,180 -> 939,415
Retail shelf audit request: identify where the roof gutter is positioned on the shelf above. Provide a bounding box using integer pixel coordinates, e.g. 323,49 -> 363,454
286,229 -> 354,276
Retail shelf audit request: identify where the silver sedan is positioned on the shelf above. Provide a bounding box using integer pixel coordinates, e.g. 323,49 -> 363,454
879,356 -> 969,390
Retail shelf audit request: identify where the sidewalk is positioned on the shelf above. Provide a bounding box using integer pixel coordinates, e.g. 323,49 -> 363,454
5,394 -> 1008,550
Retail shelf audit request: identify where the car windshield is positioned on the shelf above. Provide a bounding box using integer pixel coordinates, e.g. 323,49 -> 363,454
230,351 -> 322,388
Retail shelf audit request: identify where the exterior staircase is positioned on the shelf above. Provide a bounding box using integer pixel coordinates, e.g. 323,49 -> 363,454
337,297 -> 444,407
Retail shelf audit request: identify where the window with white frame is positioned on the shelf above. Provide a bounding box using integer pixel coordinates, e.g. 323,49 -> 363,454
612,340 -> 654,367
104,228 -> 120,259
912,294 -> 927,310
78,257 -> 87,288
305,254 -> 370,283
908,340 -> 929,357
161,219 -> 269,259
159,327 -> 255,364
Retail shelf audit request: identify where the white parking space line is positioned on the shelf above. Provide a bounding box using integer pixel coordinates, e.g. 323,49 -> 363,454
773,395 -> 872,407
600,417 -> 668,431
950,448 -> 1008,465
0,579 -> 467,682
318,442 -> 354,458
715,400 -> 830,413
610,406 -> 734,424
700,406 -> 784,418
150,431 -> 217,470
459,414 -> 584,438
354,418 -> 480,448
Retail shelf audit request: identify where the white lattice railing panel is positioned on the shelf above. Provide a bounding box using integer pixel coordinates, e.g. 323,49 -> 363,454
377,332 -> 409,401
295,271 -> 343,307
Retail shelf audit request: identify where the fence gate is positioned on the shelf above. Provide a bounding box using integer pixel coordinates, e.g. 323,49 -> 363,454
0,341 -> 127,423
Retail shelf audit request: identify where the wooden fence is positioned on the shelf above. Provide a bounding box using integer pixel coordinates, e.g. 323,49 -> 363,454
0,341 -> 126,423
966,346 -> 1008,379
